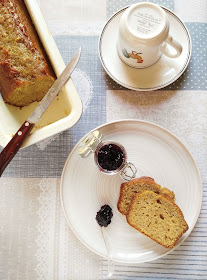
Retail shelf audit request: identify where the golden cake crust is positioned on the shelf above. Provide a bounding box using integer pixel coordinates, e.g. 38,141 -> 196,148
0,0 -> 56,107
117,176 -> 175,215
126,191 -> 188,248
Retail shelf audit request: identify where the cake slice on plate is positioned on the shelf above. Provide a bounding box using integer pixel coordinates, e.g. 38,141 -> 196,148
117,176 -> 175,215
126,190 -> 188,248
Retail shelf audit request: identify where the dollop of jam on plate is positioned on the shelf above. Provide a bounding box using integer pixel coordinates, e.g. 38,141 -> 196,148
97,143 -> 124,171
96,204 -> 113,227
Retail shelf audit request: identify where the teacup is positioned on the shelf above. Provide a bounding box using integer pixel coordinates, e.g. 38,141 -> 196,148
117,2 -> 183,68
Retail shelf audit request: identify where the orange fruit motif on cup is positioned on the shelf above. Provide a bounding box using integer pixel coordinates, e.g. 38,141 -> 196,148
128,51 -> 143,63
122,48 -> 144,63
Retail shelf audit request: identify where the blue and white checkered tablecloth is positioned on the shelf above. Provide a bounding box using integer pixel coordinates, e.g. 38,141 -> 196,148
0,0 -> 207,279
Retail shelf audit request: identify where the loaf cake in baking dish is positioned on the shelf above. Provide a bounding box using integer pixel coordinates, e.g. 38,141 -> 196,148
0,0 -> 56,107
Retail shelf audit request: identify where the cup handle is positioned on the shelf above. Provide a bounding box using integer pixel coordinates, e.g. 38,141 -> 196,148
160,35 -> 182,58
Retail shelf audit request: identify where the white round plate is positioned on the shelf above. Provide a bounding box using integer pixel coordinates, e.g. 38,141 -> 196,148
60,120 -> 202,263
98,6 -> 192,91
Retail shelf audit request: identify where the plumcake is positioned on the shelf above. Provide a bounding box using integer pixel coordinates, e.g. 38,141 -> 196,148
126,191 -> 188,248
117,176 -> 175,215
0,0 -> 56,107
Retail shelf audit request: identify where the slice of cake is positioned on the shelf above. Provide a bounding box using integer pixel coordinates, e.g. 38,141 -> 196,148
117,177 -> 175,215
126,191 -> 188,248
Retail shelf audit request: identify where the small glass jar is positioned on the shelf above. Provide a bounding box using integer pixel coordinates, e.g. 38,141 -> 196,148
78,130 -> 137,181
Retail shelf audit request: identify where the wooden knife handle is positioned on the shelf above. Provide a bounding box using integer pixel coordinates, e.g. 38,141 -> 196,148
0,121 -> 34,177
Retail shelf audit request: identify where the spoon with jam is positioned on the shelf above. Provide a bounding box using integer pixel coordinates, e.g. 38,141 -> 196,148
96,204 -> 114,278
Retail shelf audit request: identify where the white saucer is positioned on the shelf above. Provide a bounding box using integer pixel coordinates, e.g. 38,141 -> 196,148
60,120 -> 202,263
98,6 -> 192,91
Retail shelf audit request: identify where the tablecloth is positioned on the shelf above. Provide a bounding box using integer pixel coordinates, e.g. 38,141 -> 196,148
0,0 -> 207,279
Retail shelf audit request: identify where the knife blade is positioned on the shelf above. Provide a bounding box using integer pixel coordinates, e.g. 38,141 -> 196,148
0,47 -> 81,176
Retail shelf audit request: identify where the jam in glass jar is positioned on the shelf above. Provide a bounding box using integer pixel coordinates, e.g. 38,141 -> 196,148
78,130 -> 137,180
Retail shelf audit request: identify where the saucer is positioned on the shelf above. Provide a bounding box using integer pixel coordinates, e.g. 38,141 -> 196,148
98,6 -> 192,91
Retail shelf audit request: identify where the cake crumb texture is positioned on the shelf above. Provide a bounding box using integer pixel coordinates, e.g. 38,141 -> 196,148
117,176 -> 175,215
0,0 -> 56,107
126,191 -> 188,248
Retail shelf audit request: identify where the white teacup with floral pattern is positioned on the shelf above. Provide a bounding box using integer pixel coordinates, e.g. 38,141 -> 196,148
117,2 -> 182,68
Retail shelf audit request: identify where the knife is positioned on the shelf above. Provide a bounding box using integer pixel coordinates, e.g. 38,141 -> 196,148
0,47 -> 81,177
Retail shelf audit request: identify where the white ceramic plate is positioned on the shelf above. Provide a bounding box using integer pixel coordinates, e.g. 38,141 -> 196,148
60,120 -> 202,264
0,0 -> 82,148
99,6 -> 192,91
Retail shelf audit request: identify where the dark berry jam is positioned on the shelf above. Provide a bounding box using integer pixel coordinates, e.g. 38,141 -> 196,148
97,143 -> 125,171
96,205 -> 113,227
